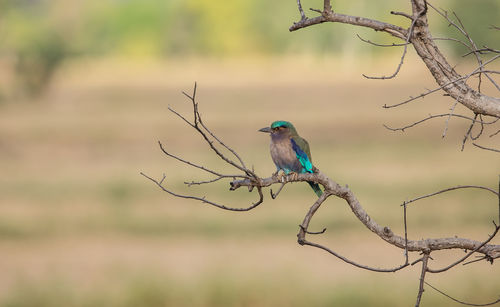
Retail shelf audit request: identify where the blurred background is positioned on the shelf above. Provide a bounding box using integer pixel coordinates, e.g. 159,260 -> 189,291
0,0 -> 499,306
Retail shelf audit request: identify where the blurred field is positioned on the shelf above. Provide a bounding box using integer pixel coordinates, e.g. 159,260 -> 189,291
0,56 -> 499,307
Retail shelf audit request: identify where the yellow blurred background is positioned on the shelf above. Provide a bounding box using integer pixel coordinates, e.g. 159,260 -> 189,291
0,0 -> 499,306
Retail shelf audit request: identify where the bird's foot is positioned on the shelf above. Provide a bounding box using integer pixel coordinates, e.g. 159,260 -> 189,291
286,172 -> 299,182
272,170 -> 287,183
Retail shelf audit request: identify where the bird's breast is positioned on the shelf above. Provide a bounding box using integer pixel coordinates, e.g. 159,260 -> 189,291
270,137 -> 302,173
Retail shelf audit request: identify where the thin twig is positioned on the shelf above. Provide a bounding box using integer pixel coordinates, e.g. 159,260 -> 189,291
428,3 -> 500,93
384,113 -> 497,133
442,102 -> 458,138
184,175 -> 243,187
141,172 -> 264,212
296,0 -> 306,21
270,182 -> 286,199
176,84 -> 256,176
490,129 -> 500,137
198,120 -> 248,170
472,143 -> 500,153
415,252 -> 430,307
461,114 -> 478,151
390,10 -> 413,20
298,192 -> 410,273
363,1 -> 427,80
403,185 -> 499,206
383,54 -> 500,109
158,141 -> 232,178
470,114 -> 485,141
299,224 -> 327,235
304,240 -> 410,272
424,282 -> 500,306
403,202 -> 409,260
356,34 -> 409,47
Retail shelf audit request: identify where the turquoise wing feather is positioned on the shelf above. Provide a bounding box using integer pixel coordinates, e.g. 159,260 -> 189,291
290,137 -> 313,173
291,136 -> 322,197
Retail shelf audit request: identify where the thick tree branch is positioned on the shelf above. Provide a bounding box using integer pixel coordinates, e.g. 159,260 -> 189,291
231,172 -> 500,260
289,11 -> 407,41
289,0 -> 500,119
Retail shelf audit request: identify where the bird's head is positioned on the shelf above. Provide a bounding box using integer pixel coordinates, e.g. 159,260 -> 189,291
259,121 -> 297,137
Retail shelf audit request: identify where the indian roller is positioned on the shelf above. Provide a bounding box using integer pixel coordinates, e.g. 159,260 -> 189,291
259,121 -> 323,197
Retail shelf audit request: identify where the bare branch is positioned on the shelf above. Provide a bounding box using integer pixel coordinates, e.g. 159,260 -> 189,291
297,191 -> 411,272
158,141 -> 242,178
403,185 -> 499,206
232,172 -> 500,259
427,223 -> 500,273
409,2 -> 500,117
299,225 -> 327,235
323,0 -> 332,13
462,113 -> 479,151
383,55 -> 500,109
390,10 -> 413,20
198,120 -> 248,170
427,4 -> 500,95
415,252 -> 430,307
383,113 -> 498,133
424,282 -> 500,306
289,10 -> 407,41
270,182 -> 286,199
489,128 -> 500,137
296,0 -> 306,21
185,175 -> 233,187
363,4 -> 427,80
290,0 -> 500,117
442,102 -> 458,138
356,34 -> 409,47
175,84 -> 253,176
141,172 -> 264,212
472,143 -> 500,153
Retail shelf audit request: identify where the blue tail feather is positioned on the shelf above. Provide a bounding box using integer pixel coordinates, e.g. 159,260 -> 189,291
308,181 -> 323,197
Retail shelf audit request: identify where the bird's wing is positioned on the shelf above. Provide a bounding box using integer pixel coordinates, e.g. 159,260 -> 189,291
290,137 -> 313,173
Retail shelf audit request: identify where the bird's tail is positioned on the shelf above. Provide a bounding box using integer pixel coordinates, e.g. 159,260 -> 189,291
308,181 -> 323,197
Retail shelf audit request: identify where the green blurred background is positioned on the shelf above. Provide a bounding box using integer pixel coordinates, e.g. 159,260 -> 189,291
0,0 -> 499,306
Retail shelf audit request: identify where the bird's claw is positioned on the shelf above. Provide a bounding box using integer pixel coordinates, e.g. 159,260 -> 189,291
272,170 -> 287,183
272,170 -> 299,182
286,172 -> 299,182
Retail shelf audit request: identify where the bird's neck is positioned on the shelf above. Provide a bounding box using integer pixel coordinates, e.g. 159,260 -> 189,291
271,133 -> 291,143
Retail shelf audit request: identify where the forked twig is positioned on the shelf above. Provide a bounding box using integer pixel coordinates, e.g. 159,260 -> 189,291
141,83 -> 265,212
427,222 -> 500,273
141,172 -> 264,212
362,2 -> 426,80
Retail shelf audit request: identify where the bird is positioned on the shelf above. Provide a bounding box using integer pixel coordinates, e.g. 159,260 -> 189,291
259,120 -> 322,197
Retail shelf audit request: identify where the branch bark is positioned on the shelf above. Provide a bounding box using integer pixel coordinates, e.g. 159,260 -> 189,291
230,171 -> 500,260
289,0 -> 500,118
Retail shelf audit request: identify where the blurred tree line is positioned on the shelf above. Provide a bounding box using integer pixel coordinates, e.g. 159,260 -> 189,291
0,0 -> 498,96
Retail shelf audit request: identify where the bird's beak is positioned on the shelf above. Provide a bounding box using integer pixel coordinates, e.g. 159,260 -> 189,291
258,127 -> 272,133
